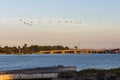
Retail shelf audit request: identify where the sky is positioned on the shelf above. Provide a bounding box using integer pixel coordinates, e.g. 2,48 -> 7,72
0,0 -> 120,49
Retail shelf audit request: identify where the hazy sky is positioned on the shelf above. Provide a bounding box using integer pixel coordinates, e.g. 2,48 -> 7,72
0,0 -> 120,48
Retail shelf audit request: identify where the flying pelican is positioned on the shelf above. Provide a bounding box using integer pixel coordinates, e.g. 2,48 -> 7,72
19,19 -> 22,22
79,22 -> 82,24
30,21 -> 33,23
64,21 -> 68,23
24,22 -> 31,26
49,21 -> 52,23
24,22 -> 26,24
69,21 -> 72,23
58,21 -> 61,23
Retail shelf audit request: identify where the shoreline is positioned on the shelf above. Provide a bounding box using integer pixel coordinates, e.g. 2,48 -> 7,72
0,52 -> 119,54
0,66 -> 120,80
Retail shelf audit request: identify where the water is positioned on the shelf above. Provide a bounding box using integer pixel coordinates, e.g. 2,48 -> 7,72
0,54 -> 120,71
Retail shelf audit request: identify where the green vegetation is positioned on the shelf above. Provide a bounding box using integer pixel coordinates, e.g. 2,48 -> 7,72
0,44 -> 69,54
76,68 -> 120,80
58,68 -> 120,80
79,68 -> 120,73
0,44 -> 119,54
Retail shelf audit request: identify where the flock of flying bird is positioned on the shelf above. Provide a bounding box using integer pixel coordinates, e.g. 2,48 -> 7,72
19,19 -> 82,26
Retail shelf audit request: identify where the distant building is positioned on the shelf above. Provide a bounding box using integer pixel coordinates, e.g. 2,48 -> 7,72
113,49 -> 120,53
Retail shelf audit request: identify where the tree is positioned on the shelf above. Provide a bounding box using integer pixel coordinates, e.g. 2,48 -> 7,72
74,46 -> 78,50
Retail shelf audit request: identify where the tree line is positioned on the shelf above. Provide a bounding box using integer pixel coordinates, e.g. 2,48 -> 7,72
0,44 -> 69,54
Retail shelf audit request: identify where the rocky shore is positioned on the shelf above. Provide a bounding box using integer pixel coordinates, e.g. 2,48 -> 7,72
0,66 -> 120,80
58,68 -> 120,80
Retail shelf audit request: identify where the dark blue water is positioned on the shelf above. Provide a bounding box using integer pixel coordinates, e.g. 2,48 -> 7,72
0,54 -> 120,71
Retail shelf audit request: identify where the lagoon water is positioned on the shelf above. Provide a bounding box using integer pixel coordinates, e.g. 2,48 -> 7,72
0,54 -> 120,71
